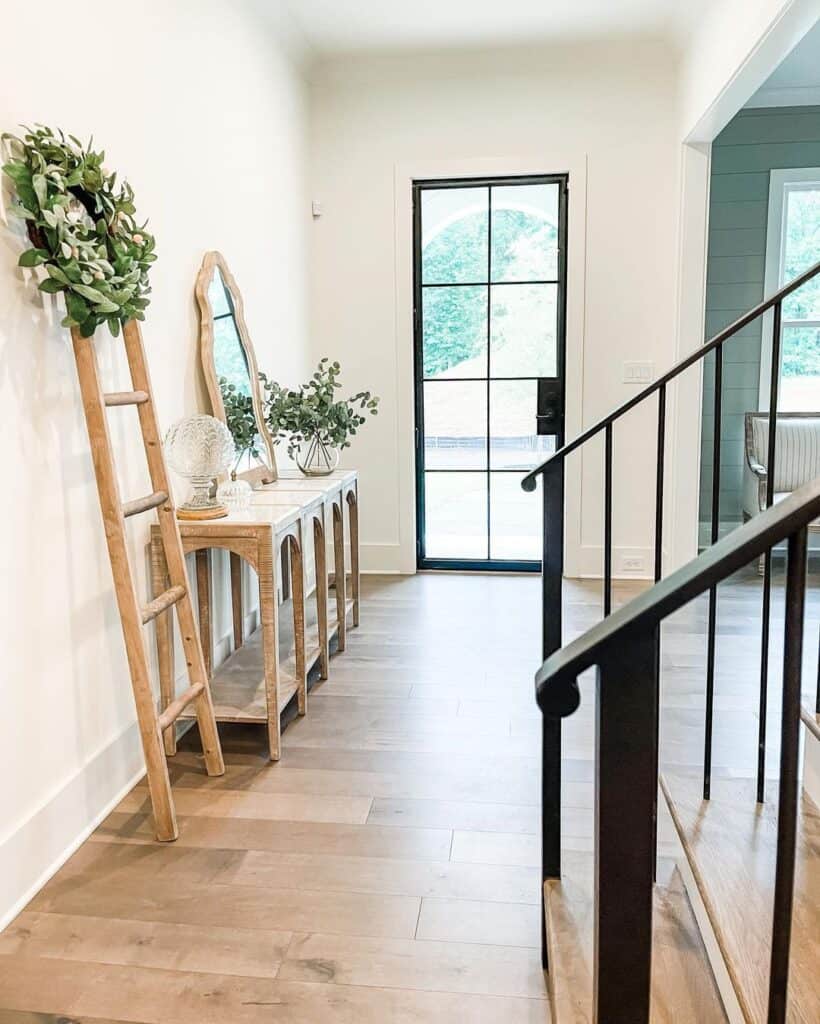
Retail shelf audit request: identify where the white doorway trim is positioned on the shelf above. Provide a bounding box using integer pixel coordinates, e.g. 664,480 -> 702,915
393,153 -> 589,575
668,0 -> 820,570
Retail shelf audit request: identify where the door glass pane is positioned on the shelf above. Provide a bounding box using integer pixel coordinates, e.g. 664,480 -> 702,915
490,380 -> 555,469
489,473 -> 541,560
782,187 -> 820,321
421,187 -> 488,284
780,325 -> 820,411
424,381 -> 487,469
425,472 -> 487,559
491,183 -> 559,282
490,284 -> 557,377
423,286 -> 488,379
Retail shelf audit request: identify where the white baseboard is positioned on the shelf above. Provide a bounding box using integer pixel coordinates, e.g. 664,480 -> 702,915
0,721 -> 146,933
576,544 -> 659,581
0,657 -> 206,934
802,715 -> 820,809
360,541 -> 414,574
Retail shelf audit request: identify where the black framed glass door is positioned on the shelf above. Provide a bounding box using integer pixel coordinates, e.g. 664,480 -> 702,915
413,174 -> 568,571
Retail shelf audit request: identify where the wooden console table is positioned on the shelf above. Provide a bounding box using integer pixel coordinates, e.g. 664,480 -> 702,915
150,502 -> 305,761
150,471 -> 361,762
265,469 -> 360,648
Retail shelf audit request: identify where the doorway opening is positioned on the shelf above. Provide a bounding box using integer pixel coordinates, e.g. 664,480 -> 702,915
413,174 -> 568,570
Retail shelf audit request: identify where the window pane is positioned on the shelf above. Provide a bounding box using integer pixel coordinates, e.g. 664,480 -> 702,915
490,380 -> 555,469
489,473 -> 541,561
490,284 -> 557,377
782,187 -> 820,320
424,472 -> 487,559
421,187 -> 488,284
780,324 -> 820,411
423,285 -> 488,379
491,183 -> 559,282
424,381 -> 487,469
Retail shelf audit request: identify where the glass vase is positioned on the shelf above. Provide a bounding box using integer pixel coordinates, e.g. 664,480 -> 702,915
295,434 -> 339,476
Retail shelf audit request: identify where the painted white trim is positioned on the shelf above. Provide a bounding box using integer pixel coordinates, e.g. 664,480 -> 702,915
669,142 -> 711,572
0,723 -> 146,932
393,153 -> 588,576
684,0 -> 820,144
674,846 -> 747,1024
803,714 -> 820,808
760,166 -> 820,409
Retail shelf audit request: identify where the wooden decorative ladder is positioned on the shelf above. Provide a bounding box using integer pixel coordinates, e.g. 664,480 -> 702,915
71,319 -> 225,841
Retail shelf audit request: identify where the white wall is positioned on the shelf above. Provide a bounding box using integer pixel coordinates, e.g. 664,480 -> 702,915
0,0 -> 310,927
309,41 -> 682,576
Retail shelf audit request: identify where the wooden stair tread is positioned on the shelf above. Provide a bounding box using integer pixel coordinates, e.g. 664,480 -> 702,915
660,772 -> 820,1024
544,852 -> 726,1023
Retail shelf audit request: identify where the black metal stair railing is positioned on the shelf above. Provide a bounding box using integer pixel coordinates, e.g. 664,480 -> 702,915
520,259 -> 820,969
535,477 -> 820,1023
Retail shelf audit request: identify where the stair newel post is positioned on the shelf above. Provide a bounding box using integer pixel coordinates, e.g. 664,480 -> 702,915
594,627 -> 658,1023
767,525 -> 807,1024
540,456 -> 565,968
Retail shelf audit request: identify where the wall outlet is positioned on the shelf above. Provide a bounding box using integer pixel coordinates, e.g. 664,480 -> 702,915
621,554 -> 646,573
623,361 -> 654,384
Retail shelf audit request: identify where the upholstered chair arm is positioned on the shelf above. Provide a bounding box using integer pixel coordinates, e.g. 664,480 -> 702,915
742,458 -> 768,517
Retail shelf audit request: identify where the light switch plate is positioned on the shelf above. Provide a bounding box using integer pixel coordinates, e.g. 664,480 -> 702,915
623,361 -> 654,384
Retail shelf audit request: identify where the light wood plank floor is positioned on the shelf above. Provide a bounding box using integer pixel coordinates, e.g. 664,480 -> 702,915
0,568 -> 817,1023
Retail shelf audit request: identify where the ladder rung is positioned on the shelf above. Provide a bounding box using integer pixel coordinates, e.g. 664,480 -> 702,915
157,682 -> 205,732
123,490 -> 168,518
104,390 -> 149,407
141,584 -> 186,624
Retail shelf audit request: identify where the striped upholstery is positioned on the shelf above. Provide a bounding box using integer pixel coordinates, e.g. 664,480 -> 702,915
748,415 -> 820,493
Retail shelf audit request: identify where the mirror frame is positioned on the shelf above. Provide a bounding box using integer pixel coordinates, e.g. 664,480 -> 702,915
195,250 -> 277,483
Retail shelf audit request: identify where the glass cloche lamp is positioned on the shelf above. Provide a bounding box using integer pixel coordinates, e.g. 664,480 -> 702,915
164,414 -> 235,520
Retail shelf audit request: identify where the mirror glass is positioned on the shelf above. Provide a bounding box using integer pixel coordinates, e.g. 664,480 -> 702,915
196,252 -> 277,481
209,268 -> 252,396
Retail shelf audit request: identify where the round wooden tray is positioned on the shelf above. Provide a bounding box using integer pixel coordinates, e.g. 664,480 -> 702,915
176,504 -> 228,521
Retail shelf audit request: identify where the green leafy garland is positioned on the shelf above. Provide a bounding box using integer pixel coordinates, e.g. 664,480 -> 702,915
262,358 -> 379,459
2,125 -> 156,337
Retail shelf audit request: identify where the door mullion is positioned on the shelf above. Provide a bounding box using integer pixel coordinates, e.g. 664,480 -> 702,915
486,183 -> 492,562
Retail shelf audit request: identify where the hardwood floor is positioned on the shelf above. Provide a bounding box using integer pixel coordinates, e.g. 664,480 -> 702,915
0,568 -> 817,1022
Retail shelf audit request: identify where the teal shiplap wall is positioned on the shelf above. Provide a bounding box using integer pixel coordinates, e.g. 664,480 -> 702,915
699,105 -> 820,532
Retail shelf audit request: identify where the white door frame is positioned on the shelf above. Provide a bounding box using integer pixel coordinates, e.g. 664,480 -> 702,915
393,153 -> 588,575
668,0 -> 819,571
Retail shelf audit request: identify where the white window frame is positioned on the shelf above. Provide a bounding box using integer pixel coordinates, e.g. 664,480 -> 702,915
760,166 -> 820,408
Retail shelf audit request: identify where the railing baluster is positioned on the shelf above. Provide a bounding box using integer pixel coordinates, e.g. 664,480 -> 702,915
540,461 -> 565,968
654,383 -> 666,583
595,626 -> 658,1022
767,525 -> 807,1024
704,344 -> 723,800
652,383 -> 666,882
758,300 -> 783,803
604,423 -> 613,617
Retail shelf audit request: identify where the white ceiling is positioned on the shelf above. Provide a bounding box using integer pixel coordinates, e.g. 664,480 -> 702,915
746,18 -> 820,108
282,0 -> 713,55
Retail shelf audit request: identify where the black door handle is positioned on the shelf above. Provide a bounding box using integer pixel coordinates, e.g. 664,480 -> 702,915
537,378 -> 563,436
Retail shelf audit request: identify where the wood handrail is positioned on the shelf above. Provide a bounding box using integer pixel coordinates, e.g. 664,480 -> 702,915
521,258 -> 820,491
